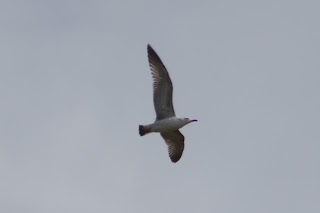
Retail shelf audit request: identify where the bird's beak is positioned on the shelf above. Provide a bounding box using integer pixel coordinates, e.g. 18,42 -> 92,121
191,119 -> 198,122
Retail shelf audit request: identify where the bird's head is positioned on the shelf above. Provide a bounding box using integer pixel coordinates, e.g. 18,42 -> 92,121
183,118 -> 198,124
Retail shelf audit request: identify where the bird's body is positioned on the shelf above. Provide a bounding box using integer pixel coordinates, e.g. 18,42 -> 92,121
140,117 -> 193,134
139,44 -> 197,163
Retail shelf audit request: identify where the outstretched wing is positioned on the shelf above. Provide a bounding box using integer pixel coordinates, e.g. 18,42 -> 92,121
147,44 -> 175,120
161,130 -> 184,163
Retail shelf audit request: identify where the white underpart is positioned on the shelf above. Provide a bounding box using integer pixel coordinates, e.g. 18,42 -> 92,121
148,117 -> 190,132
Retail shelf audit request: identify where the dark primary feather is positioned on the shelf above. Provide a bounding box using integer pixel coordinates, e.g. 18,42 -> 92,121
147,44 -> 175,120
161,130 -> 184,163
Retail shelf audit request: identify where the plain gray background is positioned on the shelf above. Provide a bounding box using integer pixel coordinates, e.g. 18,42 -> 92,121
1,0 -> 319,212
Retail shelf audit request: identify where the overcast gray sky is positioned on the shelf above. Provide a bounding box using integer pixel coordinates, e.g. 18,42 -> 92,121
1,0 -> 320,212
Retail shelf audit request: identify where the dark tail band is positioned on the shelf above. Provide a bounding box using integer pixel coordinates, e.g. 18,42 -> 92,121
139,125 -> 147,136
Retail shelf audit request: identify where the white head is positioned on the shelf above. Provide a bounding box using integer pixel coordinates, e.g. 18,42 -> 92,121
183,118 -> 198,124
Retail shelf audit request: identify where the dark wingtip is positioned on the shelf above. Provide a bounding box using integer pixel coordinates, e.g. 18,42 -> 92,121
147,44 -> 156,55
147,44 -> 166,70
170,154 -> 182,163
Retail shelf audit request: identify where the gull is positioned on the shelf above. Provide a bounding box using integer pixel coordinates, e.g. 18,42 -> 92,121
139,44 -> 197,163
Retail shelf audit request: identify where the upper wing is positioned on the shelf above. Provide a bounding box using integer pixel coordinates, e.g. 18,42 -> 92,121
161,130 -> 184,163
147,44 -> 175,120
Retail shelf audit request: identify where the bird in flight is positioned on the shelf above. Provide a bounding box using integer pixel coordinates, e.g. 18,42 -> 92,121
139,44 -> 197,163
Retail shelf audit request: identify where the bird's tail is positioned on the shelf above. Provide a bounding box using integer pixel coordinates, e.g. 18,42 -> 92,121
139,125 -> 149,136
